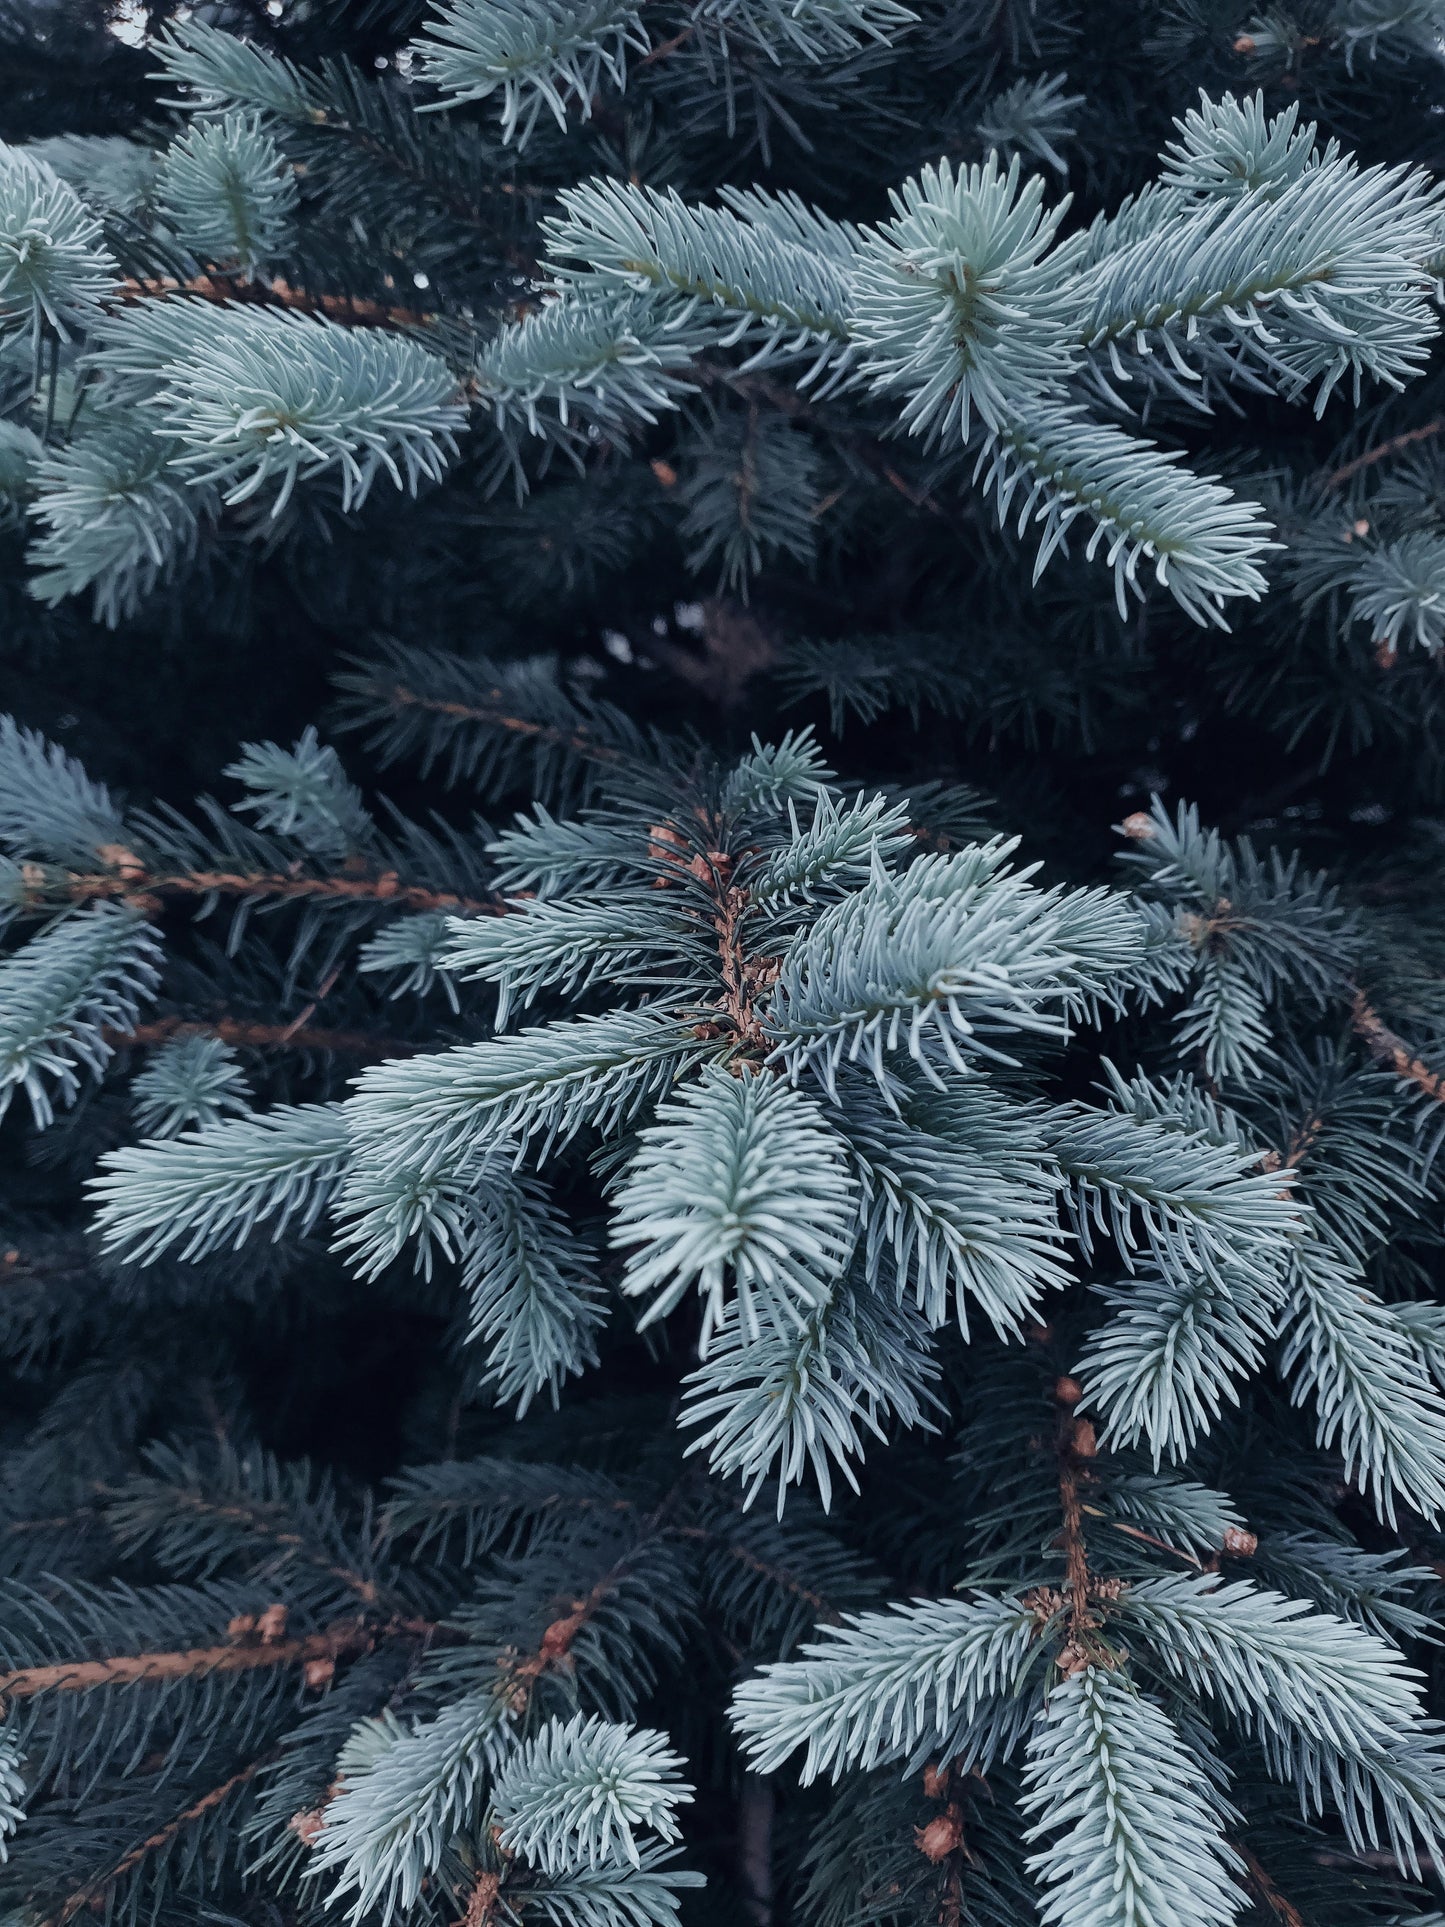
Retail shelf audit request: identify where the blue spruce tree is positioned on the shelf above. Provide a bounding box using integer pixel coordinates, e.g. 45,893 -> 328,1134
3,4 -> 1445,1925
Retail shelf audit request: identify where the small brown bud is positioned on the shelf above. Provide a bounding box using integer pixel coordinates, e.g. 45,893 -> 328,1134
1233,33 -> 1256,51
1053,1376 -> 1083,1407
914,1806 -> 964,1863
96,844 -> 147,881
1222,1526 -> 1258,1557
227,1613 -> 256,1640
289,1806 -> 328,1847
462,1873 -> 503,1927
1072,1418 -> 1098,1459
921,1762 -> 950,1801
649,459 -> 678,488
1119,812 -> 1156,841
303,1656 -> 336,1690
1353,518 -> 1370,538
256,1603 -> 288,1643
1375,636 -> 1399,671
1056,1641 -> 1089,1677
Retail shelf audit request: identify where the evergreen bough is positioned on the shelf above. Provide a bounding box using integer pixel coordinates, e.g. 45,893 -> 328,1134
4,5 -> 1445,1927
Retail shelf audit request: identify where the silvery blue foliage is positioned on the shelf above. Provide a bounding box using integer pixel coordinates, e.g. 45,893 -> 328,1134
0,1723 -> 23,1866
0,144 -> 115,352
0,673 -> 1441,1926
491,1715 -> 691,1872
225,729 -> 373,859
308,1692 -> 512,1920
612,1067 -> 858,1346
0,714 -> 128,869
157,111 -> 298,274
0,906 -> 161,1126
1020,1667 -> 1244,1927
141,305 -> 467,514
411,0 -> 915,141
130,1034 -> 253,1138
7,12 -> 1445,1927
27,416 -> 213,625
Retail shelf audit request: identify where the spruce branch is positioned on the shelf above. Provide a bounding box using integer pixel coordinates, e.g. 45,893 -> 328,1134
0,1616 -> 418,1701
1020,1665 -> 1244,1927
43,1757 -> 269,1927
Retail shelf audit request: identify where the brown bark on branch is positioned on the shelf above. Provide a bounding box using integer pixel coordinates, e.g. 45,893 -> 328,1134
27,864 -> 497,918
104,1016 -> 422,1060
1323,419 -> 1445,490
1235,1842 -> 1307,1927
117,273 -> 437,331
0,1614 -> 432,1702
380,680 -> 626,765
1350,990 -> 1445,1102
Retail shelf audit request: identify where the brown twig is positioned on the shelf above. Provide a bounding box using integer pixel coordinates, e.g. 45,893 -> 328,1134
1235,1841 -> 1307,1927
1058,1443 -> 1092,1632
1322,418 -> 1445,491
104,1016 -> 422,1061
383,682 -> 625,765
117,273 -> 437,331
1098,1515 -> 1203,1570
1051,1378 -> 1107,1673
509,1584 -> 609,1689
46,1758 -> 267,1927
0,1615 -> 430,1703
638,23 -> 697,65
1350,989 -> 1445,1102
28,863 -> 496,918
